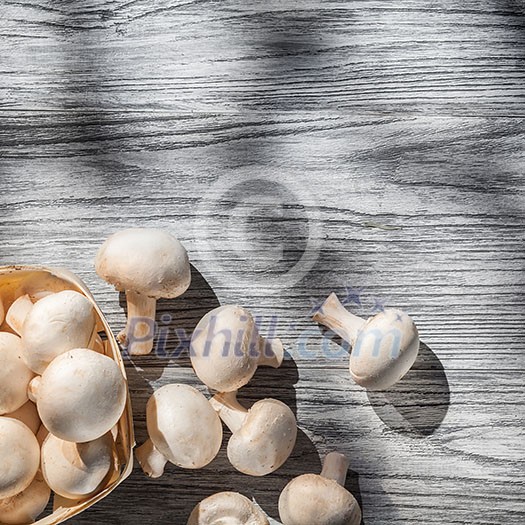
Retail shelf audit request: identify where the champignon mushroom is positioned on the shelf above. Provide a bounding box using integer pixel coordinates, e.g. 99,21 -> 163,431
190,305 -> 284,392
21,290 -> 96,374
313,293 -> 419,390
0,418 -> 40,499
187,492 -> 269,525
95,228 -> 191,356
0,333 -> 34,415
0,472 -> 50,525
135,384 -> 222,478
32,348 -> 127,443
210,391 -> 297,476
5,401 -> 40,435
278,452 -> 361,525
5,294 -> 33,336
41,433 -> 114,499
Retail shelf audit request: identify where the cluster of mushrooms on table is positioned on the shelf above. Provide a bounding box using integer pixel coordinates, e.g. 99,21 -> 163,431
0,228 -> 420,525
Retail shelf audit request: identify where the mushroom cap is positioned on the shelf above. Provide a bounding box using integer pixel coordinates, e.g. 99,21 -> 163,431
278,474 -> 361,525
350,308 -> 419,390
37,348 -> 127,443
21,290 -> 96,374
95,228 -> 191,299
228,399 -> 297,476
190,305 -> 260,392
147,384 -> 222,469
0,418 -> 40,499
41,433 -> 114,499
0,472 -> 50,525
187,492 -> 269,525
5,401 -> 40,435
0,333 -> 34,415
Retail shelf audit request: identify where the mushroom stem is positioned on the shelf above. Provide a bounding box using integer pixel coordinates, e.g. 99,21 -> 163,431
135,438 -> 168,478
320,452 -> 350,487
209,391 -> 248,433
119,290 -> 157,356
312,293 -> 366,344
257,336 -> 284,368
27,376 -> 41,404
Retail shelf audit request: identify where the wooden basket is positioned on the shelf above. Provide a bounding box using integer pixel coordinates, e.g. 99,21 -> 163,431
0,265 -> 134,525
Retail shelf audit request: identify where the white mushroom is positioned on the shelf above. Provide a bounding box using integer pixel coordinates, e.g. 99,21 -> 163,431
190,305 -> 284,392
0,418 -> 40,499
5,294 -> 33,336
210,391 -> 297,476
313,293 -> 419,390
32,348 -> 127,443
135,384 -> 222,478
95,228 -> 191,356
0,472 -> 50,525
0,333 -> 34,415
5,401 -> 40,435
21,290 -> 96,374
278,452 -> 361,525
41,433 -> 114,499
187,492 -> 269,525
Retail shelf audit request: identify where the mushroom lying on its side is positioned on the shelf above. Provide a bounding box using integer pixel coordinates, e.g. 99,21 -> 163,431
136,384 -> 222,478
190,305 -> 284,392
41,433 -> 114,499
313,293 -> 419,390
32,348 -> 127,443
0,333 -> 34,415
187,492 -> 269,525
0,418 -> 40,499
0,472 -> 51,525
21,290 -> 96,374
95,228 -> 191,356
279,452 -> 361,525
210,391 -> 297,476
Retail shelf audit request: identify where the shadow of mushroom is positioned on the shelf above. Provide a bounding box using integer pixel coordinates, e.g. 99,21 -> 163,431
366,341 -> 450,437
118,263 -> 221,380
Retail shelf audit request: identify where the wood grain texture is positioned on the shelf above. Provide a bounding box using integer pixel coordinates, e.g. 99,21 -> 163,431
1,1 -> 524,524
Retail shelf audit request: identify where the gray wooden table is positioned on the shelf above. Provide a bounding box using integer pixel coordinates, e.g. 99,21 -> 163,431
1,1 -> 524,524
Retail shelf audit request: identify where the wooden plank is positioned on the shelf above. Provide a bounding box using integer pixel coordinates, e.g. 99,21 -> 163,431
1,1 -> 525,114
1,1 -> 525,523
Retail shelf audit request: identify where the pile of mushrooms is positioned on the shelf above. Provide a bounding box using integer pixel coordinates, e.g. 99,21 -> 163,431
0,285 -> 127,524
0,226 -> 426,524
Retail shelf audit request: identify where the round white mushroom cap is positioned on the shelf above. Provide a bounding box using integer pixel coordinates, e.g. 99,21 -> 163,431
350,308 -> 419,390
0,418 -> 40,499
278,473 -> 361,525
187,492 -> 269,525
95,228 -> 191,299
41,433 -> 114,499
21,290 -> 96,374
190,305 -> 264,392
227,398 -> 297,476
36,348 -> 127,443
0,333 -> 34,415
0,472 -> 50,525
147,384 -> 222,469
